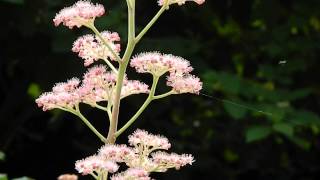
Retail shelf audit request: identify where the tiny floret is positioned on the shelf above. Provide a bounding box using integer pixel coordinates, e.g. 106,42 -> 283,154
53,0 -> 105,29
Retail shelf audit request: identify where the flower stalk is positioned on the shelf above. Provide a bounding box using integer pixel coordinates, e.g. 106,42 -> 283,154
36,0 -> 205,178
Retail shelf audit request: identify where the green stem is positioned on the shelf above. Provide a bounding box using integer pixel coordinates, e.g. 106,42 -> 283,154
153,90 -> 175,99
106,0 -> 136,144
57,106 -> 106,143
103,58 -> 118,74
89,24 -> 122,62
95,104 -> 109,112
115,76 -> 159,137
135,4 -> 168,43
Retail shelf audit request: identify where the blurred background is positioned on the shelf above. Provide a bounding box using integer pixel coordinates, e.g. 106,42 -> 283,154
1,0 -> 320,179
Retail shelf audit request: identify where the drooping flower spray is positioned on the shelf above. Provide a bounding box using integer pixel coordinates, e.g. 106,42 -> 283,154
36,0 -> 204,179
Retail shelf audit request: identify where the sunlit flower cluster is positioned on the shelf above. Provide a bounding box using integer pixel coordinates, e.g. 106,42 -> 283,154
167,74 -> 202,94
130,52 -> 193,76
111,168 -> 150,180
75,155 -> 119,175
130,52 -> 202,94
57,174 -> 78,180
158,0 -> 205,6
53,0 -> 105,29
36,66 -> 149,111
72,31 -> 121,66
75,129 -> 194,179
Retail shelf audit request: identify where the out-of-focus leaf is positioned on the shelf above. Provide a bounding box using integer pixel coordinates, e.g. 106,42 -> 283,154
273,123 -> 294,137
27,83 -> 41,99
202,71 -> 241,94
224,149 -> 239,162
288,137 -> 311,150
0,174 -> 8,180
223,100 -> 247,120
12,177 -> 34,180
0,151 -> 5,161
0,0 -> 24,5
290,111 -> 320,126
246,126 -> 272,143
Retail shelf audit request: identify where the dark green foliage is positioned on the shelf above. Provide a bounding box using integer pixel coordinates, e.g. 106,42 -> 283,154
0,0 -> 320,180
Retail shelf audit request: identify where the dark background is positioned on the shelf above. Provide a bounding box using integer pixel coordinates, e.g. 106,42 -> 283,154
1,0 -> 320,179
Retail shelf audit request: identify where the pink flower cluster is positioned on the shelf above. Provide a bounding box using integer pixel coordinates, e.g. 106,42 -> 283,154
130,52 -> 202,94
158,0 -> 205,6
130,52 -> 193,76
167,74 -> 202,94
36,66 -> 149,111
128,129 -> 171,150
75,129 -> 194,179
53,1 -> 105,29
72,31 -> 121,66
111,168 -> 150,180
75,155 -> 119,175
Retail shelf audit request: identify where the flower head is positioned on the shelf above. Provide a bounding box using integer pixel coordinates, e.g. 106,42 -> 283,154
128,129 -> 171,151
35,78 -> 81,111
75,155 -> 119,175
111,168 -> 151,180
167,74 -> 202,94
57,174 -> 78,180
158,0 -> 205,6
75,129 -> 194,178
72,31 -> 121,66
130,52 -> 193,76
121,80 -> 150,99
151,152 -> 194,170
98,144 -> 136,162
53,0 -> 105,29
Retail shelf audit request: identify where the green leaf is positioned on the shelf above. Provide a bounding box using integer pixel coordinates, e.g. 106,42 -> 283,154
0,0 -> 24,5
290,111 -> 320,126
0,174 -> 8,180
201,71 -> 241,94
246,126 -> 272,143
0,151 -> 5,161
273,123 -> 294,137
223,101 -> 247,120
287,137 -> 311,150
27,83 -> 41,99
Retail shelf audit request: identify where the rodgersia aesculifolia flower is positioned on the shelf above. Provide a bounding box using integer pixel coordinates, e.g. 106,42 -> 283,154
75,130 -> 194,179
53,0 -> 105,28
37,0 -> 205,179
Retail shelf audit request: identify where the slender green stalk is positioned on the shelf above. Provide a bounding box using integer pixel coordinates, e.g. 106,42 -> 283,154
135,3 -> 168,43
115,76 -> 159,137
58,106 -> 107,142
89,24 -> 122,62
153,90 -> 175,99
95,104 -> 109,112
103,58 -> 118,74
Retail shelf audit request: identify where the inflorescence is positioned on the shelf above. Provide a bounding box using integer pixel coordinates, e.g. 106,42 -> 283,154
75,129 -> 194,180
